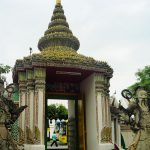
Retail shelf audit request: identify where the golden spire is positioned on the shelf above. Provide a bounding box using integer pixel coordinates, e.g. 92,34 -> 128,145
56,0 -> 61,4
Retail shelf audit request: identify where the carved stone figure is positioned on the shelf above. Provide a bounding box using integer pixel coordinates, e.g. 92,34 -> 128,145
120,87 -> 150,150
101,127 -> 112,143
0,79 -> 27,150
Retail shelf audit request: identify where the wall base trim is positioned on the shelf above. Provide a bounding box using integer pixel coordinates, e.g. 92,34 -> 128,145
24,144 -> 45,150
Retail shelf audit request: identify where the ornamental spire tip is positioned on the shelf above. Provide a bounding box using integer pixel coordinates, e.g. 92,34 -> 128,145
56,0 -> 61,4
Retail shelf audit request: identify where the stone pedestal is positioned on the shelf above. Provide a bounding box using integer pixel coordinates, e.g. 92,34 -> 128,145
99,143 -> 114,149
24,144 -> 45,150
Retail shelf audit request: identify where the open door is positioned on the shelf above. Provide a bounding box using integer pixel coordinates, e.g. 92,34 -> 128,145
78,97 -> 86,150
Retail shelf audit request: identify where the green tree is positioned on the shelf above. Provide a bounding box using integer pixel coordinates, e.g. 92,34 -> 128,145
129,65 -> 150,92
0,64 -> 11,78
47,104 -> 57,120
0,64 -> 11,74
47,104 -> 68,120
57,104 -> 68,120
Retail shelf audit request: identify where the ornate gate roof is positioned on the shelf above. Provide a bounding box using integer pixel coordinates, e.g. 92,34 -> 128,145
13,1 -> 113,83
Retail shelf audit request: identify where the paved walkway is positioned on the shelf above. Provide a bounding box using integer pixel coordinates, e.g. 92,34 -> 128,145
47,142 -> 68,150
47,145 -> 68,150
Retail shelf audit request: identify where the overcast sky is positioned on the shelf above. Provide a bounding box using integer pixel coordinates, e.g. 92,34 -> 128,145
0,0 -> 150,99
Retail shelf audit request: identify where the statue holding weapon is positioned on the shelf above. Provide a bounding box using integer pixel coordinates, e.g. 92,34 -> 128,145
120,86 -> 150,150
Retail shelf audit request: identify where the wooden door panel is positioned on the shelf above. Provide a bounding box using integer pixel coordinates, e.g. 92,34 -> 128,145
78,98 -> 86,150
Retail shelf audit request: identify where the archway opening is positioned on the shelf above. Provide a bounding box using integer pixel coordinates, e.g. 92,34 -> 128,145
45,97 -> 78,150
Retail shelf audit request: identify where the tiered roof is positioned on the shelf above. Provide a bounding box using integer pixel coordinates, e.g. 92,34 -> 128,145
13,1 -> 113,81
38,2 -> 80,51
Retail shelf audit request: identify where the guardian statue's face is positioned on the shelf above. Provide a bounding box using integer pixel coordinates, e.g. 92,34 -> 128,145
136,89 -> 147,102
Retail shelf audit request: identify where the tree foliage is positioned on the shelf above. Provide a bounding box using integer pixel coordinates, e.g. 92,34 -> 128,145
57,104 -> 68,120
0,64 -> 11,76
129,66 -> 150,92
47,104 -> 68,120
47,104 -> 57,120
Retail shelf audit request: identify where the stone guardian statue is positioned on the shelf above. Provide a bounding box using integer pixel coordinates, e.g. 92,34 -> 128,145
0,79 -> 27,150
120,87 -> 150,150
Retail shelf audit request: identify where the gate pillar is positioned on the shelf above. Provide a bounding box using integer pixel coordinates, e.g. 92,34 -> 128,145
81,73 -> 113,150
18,71 -> 27,141
34,67 -> 46,145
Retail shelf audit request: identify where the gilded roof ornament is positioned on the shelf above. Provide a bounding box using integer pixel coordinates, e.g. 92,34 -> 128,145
56,0 -> 61,4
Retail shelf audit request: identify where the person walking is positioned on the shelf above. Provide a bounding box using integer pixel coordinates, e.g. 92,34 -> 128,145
51,131 -> 58,147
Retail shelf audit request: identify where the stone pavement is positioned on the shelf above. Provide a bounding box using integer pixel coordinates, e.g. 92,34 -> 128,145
47,142 -> 68,150
47,145 -> 68,150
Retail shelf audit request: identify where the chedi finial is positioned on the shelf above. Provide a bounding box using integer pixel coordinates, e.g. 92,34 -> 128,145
56,0 -> 61,4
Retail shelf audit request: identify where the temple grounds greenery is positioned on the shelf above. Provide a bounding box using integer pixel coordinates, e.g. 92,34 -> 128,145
47,104 -> 68,120
129,65 -> 150,93
0,64 -> 11,77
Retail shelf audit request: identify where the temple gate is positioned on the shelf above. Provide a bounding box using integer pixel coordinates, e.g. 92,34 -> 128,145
12,1 -> 113,149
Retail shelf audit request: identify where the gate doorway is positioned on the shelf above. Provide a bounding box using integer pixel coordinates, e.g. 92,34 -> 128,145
45,94 -> 83,150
